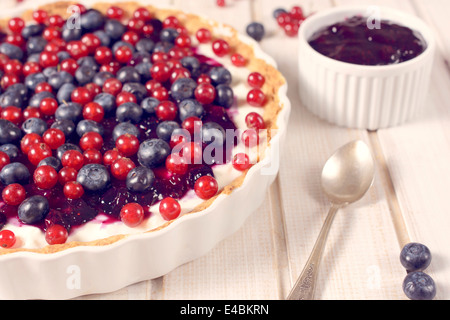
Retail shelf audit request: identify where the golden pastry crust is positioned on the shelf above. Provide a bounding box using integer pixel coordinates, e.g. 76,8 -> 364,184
0,1 -> 286,255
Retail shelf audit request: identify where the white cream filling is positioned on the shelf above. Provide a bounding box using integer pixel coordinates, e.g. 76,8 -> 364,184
2,35 -> 268,250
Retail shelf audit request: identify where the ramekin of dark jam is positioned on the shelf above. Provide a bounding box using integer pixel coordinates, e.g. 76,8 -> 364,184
308,15 -> 427,66
298,6 -> 435,130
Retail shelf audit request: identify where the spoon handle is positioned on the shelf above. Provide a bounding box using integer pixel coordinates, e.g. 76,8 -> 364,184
286,204 -> 340,300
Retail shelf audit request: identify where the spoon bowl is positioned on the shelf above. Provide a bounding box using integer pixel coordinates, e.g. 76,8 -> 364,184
287,140 -> 375,300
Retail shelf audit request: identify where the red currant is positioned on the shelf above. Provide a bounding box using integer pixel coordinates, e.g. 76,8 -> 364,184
155,100 -> 177,121
21,133 -> 43,154
63,181 -> 84,200
241,129 -> 260,147
23,107 -> 41,120
47,14 -> 65,28
66,40 -> 89,60
103,149 -> 123,166
194,176 -> 219,200
39,97 -> 58,116
61,150 -> 84,171
60,58 -> 79,76
42,128 -> 66,150
150,62 -> 170,82
81,33 -> 101,54
79,132 -> 103,151
232,153 -> 251,171
103,78 -> 122,96
115,46 -> 133,64
106,6 -> 124,20
1,106 -> 22,125
196,28 -> 212,43
71,87 -> 93,105
163,16 -> 180,29
23,61 -> 41,77
43,27 -> 61,42
8,17 -> 25,34
58,166 -> 78,185
116,91 -> 137,106
82,102 -> 105,122
94,46 -> 113,65
35,82 -> 53,94
159,197 -> 181,221
246,88 -> 266,107
133,7 -> 151,21
28,143 -> 52,166
0,230 -> 16,248
120,203 -> 145,228
116,134 -> 139,157
231,53 -> 247,67
245,112 -> 265,130
180,142 -> 203,165
165,153 -> 188,175
194,83 -> 216,105
247,72 -> 265,88
45,224 -> 68,245
212,39 -> 230,57
33,165 -> 58,189
111,157 -> 135,180
181,116 -> 202,136
1,73 -> 20,89
32,9 -> 48,24
83,148 -> 103,164
122,31 -> 140,46
2,183 -> 26,206
0,151 -> 9,172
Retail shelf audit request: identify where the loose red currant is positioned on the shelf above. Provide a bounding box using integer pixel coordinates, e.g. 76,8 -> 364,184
33,165 -> 58,189
4,60 -> 23,76
156,100 -> 178,121
115,46 -> 133,64
196,28 -> 212,43
159,197 -> 181,221
1,73 -> 20,89
165,153 -> 188,175
194,175 -> 218,200
241,129 -> 260,147
60,58 -> 79,76
79,131 -> 103,151
6,34 -> 25,47
8,17 -> 25,34
23,107 -> 42,120
120,203 -> 145,227
231,53 -> 247,67
42,27 -> 61,42
245,112 -> 265,130
116,134 -> 139,157
152,86 -> 169,101
58,166 -> 78,185
212,39 -> 230,57
81,33 -> 101,54
2,183 -> 26,206
142,24 -> 155,37
102,77 -> 122,96
23,61 -> 41,77
0,230 -> 16,248
180,142 -> 202,164
82,102 -> 105,122
194,83 -> 216,105
47,14 -> 65,28
66,40 -> 89,60
85,82 -> 101,97
181,116 -> 202,136
103,149 -> 123,166
61,150 -> 84,171
63,181 -> 84,200
175,34 -> 191,48
42,128 -> 66,150
127,18 -> 145,33
232,153 -> 251,171
94,46 -> 113,65
21,133 -> 43,154
133,7 -> 151,21
146,80 -> 162,93
247,72 -> 265,88
39,97 -> 58,116
116,91 -> 137,106
111,157 -> 135,180
35,82 -> 53,94
170,67 -> 190,83
71,87 -> 93,105
246,88 -> 266,107
83,148 -> 103,164
197,74 -> 211,84
45,224 -> 68,245
32,9 -> 48,24
1,106 -> 22,125
106,6 -> 124,20
122,31 -> 140,46
0,151 -> 9,172
150,62 -> 170,82
163,16 -> 180,29
28,143 -> 52,166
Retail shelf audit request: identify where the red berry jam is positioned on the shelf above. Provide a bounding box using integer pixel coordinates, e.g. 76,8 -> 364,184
308,15 -> 426,66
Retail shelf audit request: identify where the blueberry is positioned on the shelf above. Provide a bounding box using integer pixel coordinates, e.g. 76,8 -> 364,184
77,56 -> 99,71
51,119 -> 76,137
38,156 -> 62,171
18,195 -> 49,224
403,271 -> 436,300
214,84 -> 234,108
29,91 -> 55,108
0,144 -> 19,160
126,166 -> 155,192
26,36 -> 47,55
21,117 -> 47,135
178,99 -> 204,121
153,41 -> 173,53
181,56 -> 200,77
170,78 -> 197,101
0,162 -> 30,185
76,119 -> 104,137
122,82 -> 147,103
273,8 -> 288,18
141,97 -> 160,114
77,164 -> 111,192
21,24 -> 44,39
156,121 -> 180,141
56,143 -> 81,160
138,138 -> 171,168
400,242 -> 432,272
94,93 -> 116,113
57,83 -> 76,104
0,91 -> 23,108
112,40 -> 134,54
6,83 -> 29,102
116,66 -> 141,83
208,67 -> 232,86
48,71 -> 74,90
116,102 -> 143,123
57,51 -> 71,61
201,122 -> 226,146
24,73 -> 47,91
75,65 -> 96,85
26,53 -> 40,63
187,165 -> 214,188
62,24 -> 82,42
104,19 -> 126,40
55,102 -> 82,122
92,71 -> 114,87
135,62 -> 152,81
43,66 -> 58,78
159,28 -> 179,43
246,22 -> 265,42
80,9 -> 105,31
112,122 -> 140,141
136,38 -> 155,53
93,30 -> 111,47
0,43 -> 23,60
0,119 -> 21,144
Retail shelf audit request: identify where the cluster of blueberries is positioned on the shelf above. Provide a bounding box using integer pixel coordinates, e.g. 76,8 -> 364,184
0,7 -> 236,228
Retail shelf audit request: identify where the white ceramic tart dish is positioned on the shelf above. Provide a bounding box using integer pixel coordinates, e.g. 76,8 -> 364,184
0,1 -> 290,299
298,5 -> 435,130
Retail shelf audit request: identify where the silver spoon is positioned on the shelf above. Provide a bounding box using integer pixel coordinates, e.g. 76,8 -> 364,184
286,140 -> 375,300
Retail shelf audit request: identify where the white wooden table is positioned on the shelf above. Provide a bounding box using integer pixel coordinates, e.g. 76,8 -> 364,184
6,0 -> 450,300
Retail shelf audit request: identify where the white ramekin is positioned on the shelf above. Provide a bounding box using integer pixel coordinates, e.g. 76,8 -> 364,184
298,6 -> 436,130
0,1 -> 290,299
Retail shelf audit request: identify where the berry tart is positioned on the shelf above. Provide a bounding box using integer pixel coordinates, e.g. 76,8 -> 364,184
0,1 -> 289,298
